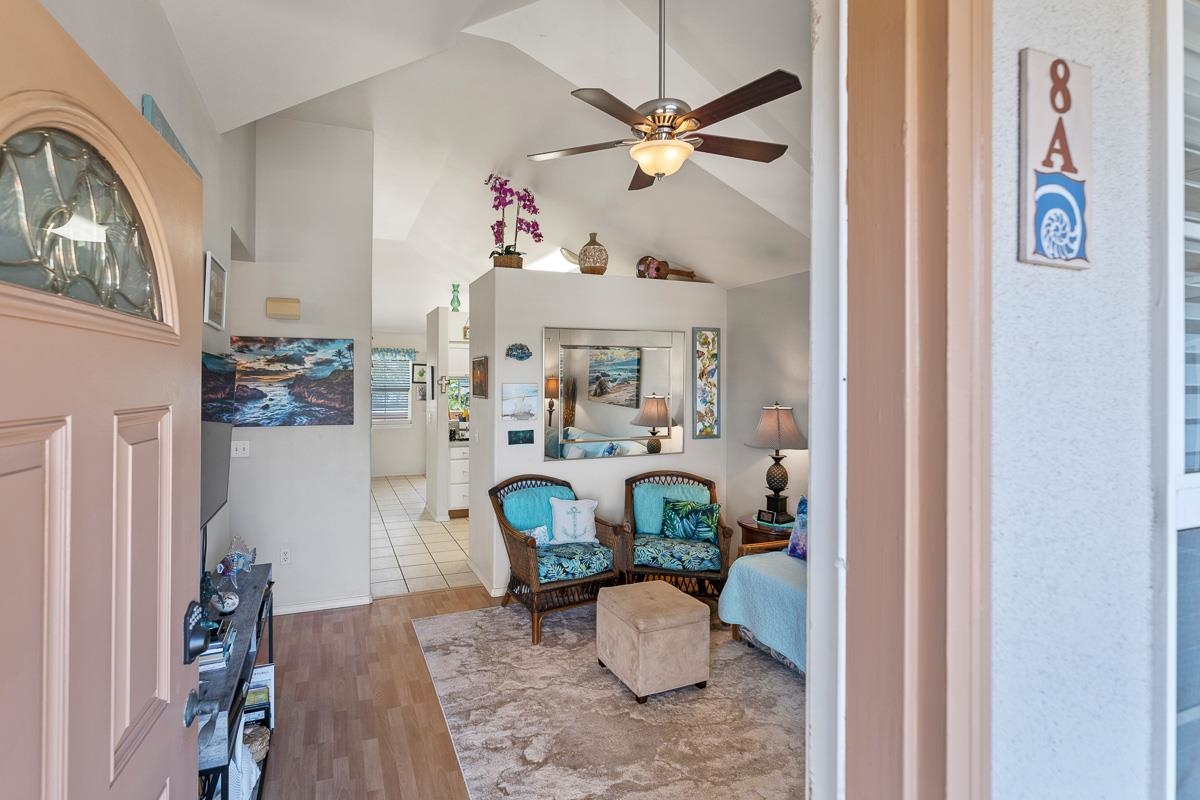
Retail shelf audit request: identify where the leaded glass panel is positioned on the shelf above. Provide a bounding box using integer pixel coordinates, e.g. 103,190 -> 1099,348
0,128 -> 160,320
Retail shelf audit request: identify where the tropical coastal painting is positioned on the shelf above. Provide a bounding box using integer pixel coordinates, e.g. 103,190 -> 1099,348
692,327 -> 721,439
587,347 -> 641,408
201,351 -> 238,423
202,337 -> 355,427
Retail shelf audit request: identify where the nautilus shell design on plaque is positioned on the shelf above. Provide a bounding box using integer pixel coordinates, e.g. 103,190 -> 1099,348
1032,170 -> 1087,263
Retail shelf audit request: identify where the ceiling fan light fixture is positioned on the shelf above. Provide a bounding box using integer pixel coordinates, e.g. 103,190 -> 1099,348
629,138 -> 694,178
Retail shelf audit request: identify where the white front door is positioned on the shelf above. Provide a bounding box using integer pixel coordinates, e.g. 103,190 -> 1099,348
0,2 -> 203,798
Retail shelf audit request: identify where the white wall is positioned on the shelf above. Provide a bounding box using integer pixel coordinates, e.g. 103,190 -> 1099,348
370,331 -> 428,478
726,273 -> 810,542
226,117 -> 374,613
468,269 -> 728,594
991,2 -> 1155,796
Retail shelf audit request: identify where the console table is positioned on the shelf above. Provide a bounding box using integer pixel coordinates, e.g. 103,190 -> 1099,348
198,563 -> 274,800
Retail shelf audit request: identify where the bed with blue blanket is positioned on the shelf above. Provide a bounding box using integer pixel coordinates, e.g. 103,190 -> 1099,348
718,545 -> 806,671
545,426 -> 649,459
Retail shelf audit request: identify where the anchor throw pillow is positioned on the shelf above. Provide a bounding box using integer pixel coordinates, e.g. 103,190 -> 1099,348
549,496 -> 600,544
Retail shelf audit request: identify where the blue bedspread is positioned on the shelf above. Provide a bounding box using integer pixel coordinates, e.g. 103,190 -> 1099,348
718,551 -> 807,670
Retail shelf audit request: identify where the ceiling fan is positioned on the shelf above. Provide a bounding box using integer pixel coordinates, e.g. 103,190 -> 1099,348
527,0 -> 802,191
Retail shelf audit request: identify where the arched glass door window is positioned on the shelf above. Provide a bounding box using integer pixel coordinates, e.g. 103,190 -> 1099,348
0,128 -> 160,320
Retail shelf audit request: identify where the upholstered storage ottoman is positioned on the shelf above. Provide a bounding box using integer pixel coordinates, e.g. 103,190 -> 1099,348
596,580 -> 710,703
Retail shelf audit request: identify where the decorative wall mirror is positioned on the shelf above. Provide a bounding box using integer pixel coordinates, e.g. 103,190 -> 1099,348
543,327 -> 685,460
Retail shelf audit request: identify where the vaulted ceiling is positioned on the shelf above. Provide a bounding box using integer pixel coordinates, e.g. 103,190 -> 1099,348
159,0 -> 812,332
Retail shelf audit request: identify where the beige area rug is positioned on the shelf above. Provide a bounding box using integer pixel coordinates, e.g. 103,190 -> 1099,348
412,603 -> 805,800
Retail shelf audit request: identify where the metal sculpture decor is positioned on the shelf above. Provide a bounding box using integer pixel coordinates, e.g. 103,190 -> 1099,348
0,128 -> 161,319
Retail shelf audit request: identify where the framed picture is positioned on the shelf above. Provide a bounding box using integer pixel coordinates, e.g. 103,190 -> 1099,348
411,363 -> 429,402
203,251 -> 227,330
756,509 -> 779,525
586,346 -> 641,408
508,429 -> 535,445
501,383 -> 538,421
471,355 -> 489,398
692,327 -> 721,439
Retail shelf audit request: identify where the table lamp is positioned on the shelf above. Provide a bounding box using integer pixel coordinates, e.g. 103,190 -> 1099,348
545,375 -> 560,428
631,394 -> 671,454
747,402 -> 807,522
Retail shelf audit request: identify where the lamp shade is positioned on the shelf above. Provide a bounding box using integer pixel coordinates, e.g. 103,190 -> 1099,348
630,394 -> 672,428
545,375 -> 560,397
748,403 -> 807,450
629,139 -> 694,177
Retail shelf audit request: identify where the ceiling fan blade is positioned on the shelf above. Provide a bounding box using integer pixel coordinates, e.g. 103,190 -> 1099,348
693,134 -> 788,163
629,166 -> 655,191
528,140 -> 632,162
677,69 -> 803,130
571,88 -> 650,128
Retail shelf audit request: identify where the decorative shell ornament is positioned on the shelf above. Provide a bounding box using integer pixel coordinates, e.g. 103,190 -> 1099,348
505,343 -> 533,361
215,536 -> 257,589
209,590 -> 240,615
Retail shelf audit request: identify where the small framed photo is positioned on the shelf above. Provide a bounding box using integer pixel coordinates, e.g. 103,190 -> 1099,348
756,509 -> 778,525
203,251 -> 228,330
508,429 -> 535,446
471,355 -> 489,399
411,363 -> 429,401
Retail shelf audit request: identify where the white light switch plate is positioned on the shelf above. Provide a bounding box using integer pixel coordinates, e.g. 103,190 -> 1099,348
231,441 -> 250,458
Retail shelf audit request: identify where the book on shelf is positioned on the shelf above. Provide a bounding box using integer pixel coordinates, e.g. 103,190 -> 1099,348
250,664 -> 276,730
198,628 -> 238,672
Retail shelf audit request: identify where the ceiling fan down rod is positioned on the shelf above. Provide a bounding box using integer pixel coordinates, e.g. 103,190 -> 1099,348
658,0 -> 666,100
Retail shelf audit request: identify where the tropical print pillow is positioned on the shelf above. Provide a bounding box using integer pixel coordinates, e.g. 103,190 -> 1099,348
661,499 -> 720,544
787,496 -> 808,560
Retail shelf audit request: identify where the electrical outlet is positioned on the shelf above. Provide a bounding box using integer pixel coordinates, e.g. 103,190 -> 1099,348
280,547 -> 292,566
231,441 -> 250,458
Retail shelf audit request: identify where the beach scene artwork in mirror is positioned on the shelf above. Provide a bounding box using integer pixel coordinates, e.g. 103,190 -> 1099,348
587,347 -> 641,408
501,383 -> 539,421
203,337 -> 355,427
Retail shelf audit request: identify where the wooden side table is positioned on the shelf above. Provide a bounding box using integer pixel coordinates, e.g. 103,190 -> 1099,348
737,514 -> 793,546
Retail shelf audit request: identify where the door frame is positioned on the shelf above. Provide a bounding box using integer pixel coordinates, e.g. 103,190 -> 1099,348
1155,0 -> 1187,796
830,0 -> 993,797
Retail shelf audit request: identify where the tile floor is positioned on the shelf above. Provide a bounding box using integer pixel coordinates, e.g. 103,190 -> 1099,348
370,474 -> 476,597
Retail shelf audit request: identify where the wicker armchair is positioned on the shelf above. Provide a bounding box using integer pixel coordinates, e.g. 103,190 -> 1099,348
619,470 -> 734,599
489,474 -> 622,644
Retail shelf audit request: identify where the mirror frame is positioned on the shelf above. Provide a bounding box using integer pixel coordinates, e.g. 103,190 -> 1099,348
543,326 -> 686,461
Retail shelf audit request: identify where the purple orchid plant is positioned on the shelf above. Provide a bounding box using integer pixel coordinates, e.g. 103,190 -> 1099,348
486,174 -> 544,259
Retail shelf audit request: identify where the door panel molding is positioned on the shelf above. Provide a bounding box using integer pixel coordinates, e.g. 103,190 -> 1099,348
0,90 -> 180,344
110,407 -> 172,783
0,417 -> 70,800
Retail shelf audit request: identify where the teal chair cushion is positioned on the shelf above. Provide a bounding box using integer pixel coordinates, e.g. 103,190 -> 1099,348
632,483 -> 711,535
536,542 -> 614,583
632,535 -> 721,572
503,485 -> 576,533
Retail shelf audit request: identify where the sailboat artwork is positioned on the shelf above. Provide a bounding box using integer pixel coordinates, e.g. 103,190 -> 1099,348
501,383 -> 539,421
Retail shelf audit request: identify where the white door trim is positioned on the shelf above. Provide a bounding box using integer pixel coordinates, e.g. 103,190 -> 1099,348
807,1 -> 848,797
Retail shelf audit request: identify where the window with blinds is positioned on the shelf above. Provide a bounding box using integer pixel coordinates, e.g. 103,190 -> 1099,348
1188,2 -> 1200,471
371,349 -> 412,423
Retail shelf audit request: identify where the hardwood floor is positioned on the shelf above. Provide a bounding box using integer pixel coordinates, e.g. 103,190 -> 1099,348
261,586 -> 499,800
